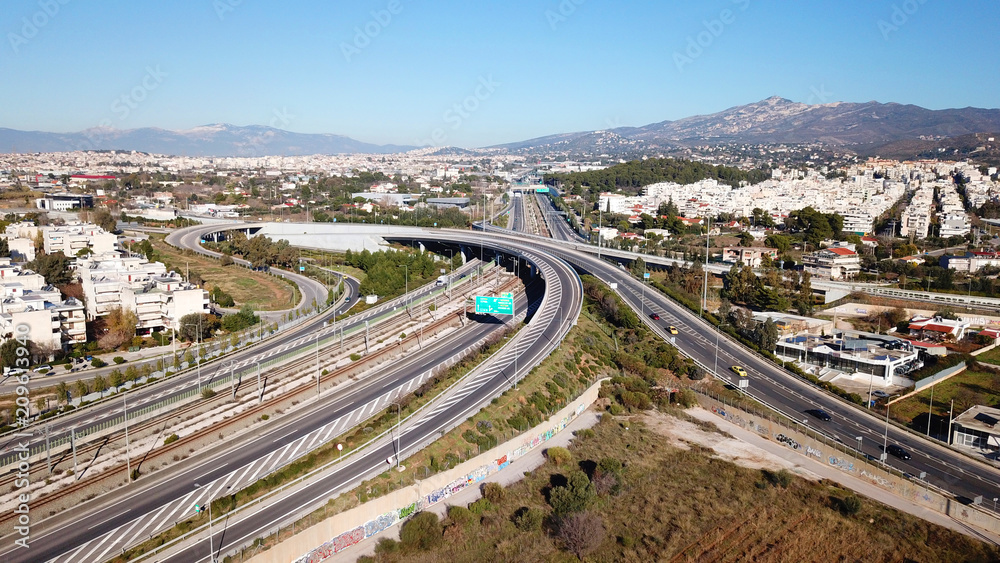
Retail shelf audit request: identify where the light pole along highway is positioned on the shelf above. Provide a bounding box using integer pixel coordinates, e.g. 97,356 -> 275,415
0,225 -> 581,563
483,218 -> 1000,511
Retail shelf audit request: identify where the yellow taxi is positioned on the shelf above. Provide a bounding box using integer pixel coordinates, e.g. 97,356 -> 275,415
731,365 -> 748,377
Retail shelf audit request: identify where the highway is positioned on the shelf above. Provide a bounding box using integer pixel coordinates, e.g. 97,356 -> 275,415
137,232 -> 582,563
483,217 -> 1000,512
20,284 -> 533,563
10,213 -> 1000,561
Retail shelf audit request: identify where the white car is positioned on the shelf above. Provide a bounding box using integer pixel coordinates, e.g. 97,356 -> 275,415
33,364 -> 52,373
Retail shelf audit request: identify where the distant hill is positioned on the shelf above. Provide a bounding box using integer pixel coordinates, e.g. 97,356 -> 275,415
495,97 -> 1000,153
0,124 -> 415,156
858,132 -> 1000,167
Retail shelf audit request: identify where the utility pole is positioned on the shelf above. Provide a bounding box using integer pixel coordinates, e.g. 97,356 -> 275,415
124,394 -> 131,483
315,335 -> 321,397
702,216 -> 711,314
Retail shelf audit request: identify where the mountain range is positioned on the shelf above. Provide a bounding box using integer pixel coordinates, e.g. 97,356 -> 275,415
2,97 -> 1000,157
0,124 -> 414,157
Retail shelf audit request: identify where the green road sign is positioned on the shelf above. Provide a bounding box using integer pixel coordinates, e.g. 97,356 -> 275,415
501,292 -> 513,299
474,295 -> 514,315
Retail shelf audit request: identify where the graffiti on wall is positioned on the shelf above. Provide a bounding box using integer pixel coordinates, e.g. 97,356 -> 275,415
292,396 -> 591,563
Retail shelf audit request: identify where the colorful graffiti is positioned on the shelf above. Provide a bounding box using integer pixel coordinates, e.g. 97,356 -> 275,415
292,396 -> 592,562
828,456 -> 856,473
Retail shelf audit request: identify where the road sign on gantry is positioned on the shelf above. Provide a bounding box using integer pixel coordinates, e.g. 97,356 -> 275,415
474,295 -> 514,315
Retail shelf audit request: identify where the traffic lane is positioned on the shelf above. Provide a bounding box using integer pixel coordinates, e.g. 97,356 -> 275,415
165,259 -> 580,563
0,271 -> 460,467
6,315 -> 510,563
590,259 -> 1000,503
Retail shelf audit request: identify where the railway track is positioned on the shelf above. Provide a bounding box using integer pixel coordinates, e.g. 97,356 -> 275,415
0,276 -> 520,534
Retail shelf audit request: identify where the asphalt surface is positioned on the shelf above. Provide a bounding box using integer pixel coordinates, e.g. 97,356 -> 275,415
480,226 -> 1000,511
155,233 -> 582,563
9,288 -> 524,563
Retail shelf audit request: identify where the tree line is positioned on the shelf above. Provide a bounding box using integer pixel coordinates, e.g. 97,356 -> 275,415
543,157 -> 771,194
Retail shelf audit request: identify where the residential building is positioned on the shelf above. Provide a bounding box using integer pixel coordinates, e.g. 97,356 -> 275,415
721,247 -> 778,268
77,255 -> 209,332
940,251 -> 1000,273
802,246 -> 860,280
907,315 -> 970,341
43,223 -> 117,256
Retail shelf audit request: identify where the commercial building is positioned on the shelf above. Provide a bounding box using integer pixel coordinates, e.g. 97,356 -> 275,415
951,405 -> 1000,451
939,251 -> 1000,273
907,315 -> 970,341
35,193 -> 95,211
775,331 -> 921,387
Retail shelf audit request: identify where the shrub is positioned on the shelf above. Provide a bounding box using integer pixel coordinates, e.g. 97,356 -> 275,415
163,434 -> 179,445
575,429 -> 595,439
676,389 -> 698,408
513,507 -> 544,531
841,494 -> 862,516
91,358 -> 107,368
201,388 -> 217,399
469,497 -> 493,515
546,447 -> 573,467
558,511 -> 605,559
482,482 -> 505,504
399,512 -> 443,551
350,353 -> 362,362
549,470 -> 594,517
446,506 -> 477,529
113,356 -> 126,365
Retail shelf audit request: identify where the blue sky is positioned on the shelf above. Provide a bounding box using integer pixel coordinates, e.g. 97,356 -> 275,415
2,0 -> 998,148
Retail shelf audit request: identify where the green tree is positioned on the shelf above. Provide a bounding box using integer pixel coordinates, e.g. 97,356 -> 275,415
93,374 -> 109,396
75,379 -> 89,400
399,512 -> 443,551
549,470 -> 595,517
0,338 -> 31,372
27,251 -> 72,285
109,369 -> 124,390
100,306 -> 138,350
56,381 -> 70,404
92,208 -> 117,232
737,231 -> 754,247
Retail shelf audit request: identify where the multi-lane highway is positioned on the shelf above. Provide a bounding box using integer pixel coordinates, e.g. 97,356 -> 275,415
479,224 -> 1000,509
9,212 -> 1000,561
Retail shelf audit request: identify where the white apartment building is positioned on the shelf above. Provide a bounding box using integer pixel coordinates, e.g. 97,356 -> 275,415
43,223 -> 117,256
802,246 -> 861,280
0,258 -> 86,350
77,255 -> 209,332
721,247 -> 779,268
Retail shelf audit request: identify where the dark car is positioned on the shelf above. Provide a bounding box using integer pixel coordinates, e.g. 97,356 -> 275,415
886,444 -> 911,460
806,409 -> 832,422
649,313 -> 660,320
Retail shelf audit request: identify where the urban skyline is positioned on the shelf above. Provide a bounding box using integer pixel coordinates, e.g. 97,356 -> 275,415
2,1 -> 999,147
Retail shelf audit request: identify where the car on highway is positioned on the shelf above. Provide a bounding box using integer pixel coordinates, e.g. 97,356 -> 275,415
884,444 -> 911,460
805,408 -> 832,421
668,326 -> 679,335
649,313 -> 660,320
731,365 -> 748,377
344,296 -> 351,302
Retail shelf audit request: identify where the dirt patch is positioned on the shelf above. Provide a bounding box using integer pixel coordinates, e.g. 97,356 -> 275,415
152,236 -> 295,310
642,409 -> 817,477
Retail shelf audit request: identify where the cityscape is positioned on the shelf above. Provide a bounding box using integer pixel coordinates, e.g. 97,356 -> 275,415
2,2 -> 1000,563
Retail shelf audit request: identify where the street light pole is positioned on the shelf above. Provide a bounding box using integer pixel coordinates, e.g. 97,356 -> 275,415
124,393 -> 131,483
390,402 -> 401,469
398,264 -> 409,313
882,403 -> 890,461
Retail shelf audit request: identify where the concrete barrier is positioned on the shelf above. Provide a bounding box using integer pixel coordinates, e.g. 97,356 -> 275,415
246,380 -> 605,563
